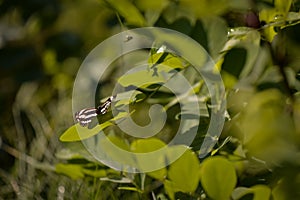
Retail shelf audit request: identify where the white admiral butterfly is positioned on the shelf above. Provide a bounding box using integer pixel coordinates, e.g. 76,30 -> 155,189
75,95 -> 115,127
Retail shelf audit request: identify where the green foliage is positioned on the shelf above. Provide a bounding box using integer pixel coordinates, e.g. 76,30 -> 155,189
259,0 -> 296,41
232,185 -> 271,200
60,112 -> 129,141
2,0 -> 300,199
132,138 -> 168,180
56,163 -> 89,180
165,147 -> 200,196
180,0 -> 230,18
201,156 -> 237,200
103,0 -> 146,26
240,89 -> 297,164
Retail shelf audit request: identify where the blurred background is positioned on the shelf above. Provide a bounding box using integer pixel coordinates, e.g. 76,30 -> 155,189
1,0 -> 300,199
0,0 -> 119,199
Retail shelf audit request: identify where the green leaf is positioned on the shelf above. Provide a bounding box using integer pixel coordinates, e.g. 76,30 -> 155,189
149,52 -> 188,70
147,168 -> 167,181
271,177 -> 296,200
106,135 -> 131,151
259,0 -> 292,42
117,65 -> 173,88
164,180 -> 175,200
135,0 -> 170,25
60,112 -> 129,142
180,0 -> 229,18
211,136 -> 231,156
275,0 -> 292,13
167,147 -> 200,193
104,0 -> 146,26
131,137 -> 166,153
162,3 -> 196,24
223,28 -> 261,78
240,89 -> 297,164
231,187 -> 251,200
118,187 -> 143,193
135,0 -> 170,12
55,163 -> 85,180
201,156 -> 237,200
232,185 -> 271,200
131,138 -> 167,178
59,122 -> 112,142
259,9 -> 283,42
55,143 -> 97,162
96,135 -> 135,167
200,17 -> 228,60
82,168 -> 107,178
114,90 -> 144,108
221,70 -> 238,89
251,185 -> 271,200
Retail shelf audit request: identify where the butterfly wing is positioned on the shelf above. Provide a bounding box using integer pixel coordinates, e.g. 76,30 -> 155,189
75,108 -> 97,127
75,95 -> 115,127
96,95 -> 115,115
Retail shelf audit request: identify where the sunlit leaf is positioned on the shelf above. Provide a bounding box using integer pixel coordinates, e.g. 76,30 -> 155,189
55,163 -> 85,180
164,179 -> 175,200
259,0 -> 292,42
135,0 -> 170,25
117,66 -> 173,88
131,138 -> 167,178
251,185 -> 271,200
135,0 -> 170,11
241,89 -> 297,164
148,52 -> 188,70
232,185 -> 271,200
162,3 -> 196,24
231,187 -> 251,200
221,71 -> 238,89
104,0 -> 146,26
59,122 -> 113,142
82,168 -> 107,177
96,135 -> 135,167
106,135 -> 131,151
201,156 -> 237,200
275,0 -> 292,13
55,147 -> 89,160
114,90 -> 144,108
167,147 -> 200,193
211,136 -> 231,156
260,9 -> 283,42
147,168 -> 167,181
55,142 -> 99,162
180,0 -> 229,18
60,112 -> 129,142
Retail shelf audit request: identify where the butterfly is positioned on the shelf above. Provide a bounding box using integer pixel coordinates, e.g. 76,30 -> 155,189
75,95 -> 115,127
